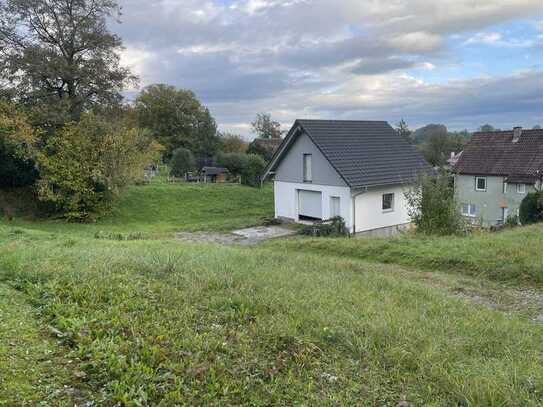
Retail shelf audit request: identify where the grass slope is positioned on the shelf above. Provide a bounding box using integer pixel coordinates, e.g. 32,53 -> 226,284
1,225 -> 542,405
8,182 -> 274,237
0,283 -> 86,406
267,224 -> 543,287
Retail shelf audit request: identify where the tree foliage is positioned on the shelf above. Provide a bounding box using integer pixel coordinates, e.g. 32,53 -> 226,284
35,114 -> 161,221
405,173 -> 465,235
415,124 -> 467,167
169,147 -> 196,178
0,0 -> 134,126
215,152 -> 265,187
0,100 -> 39,187
135,84 -> 219,162
519,192 -> 543,225
395,118 -> 412,143
251,113 -> 282,139
219,132 -> 248,153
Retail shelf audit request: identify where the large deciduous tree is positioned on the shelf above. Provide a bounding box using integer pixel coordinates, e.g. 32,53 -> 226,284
135,84 -> 219,164
251,113 -> 282,139
0,0 -> 134,127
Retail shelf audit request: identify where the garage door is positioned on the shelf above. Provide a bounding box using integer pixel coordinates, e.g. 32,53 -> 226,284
298,190 -> 322,219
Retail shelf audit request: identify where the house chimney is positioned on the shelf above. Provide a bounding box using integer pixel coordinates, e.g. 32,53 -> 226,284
513,127 -> 522,143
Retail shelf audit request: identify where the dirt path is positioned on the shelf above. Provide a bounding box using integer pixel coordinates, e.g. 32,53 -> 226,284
0,283 -> 88,406
374,264 -> 543,323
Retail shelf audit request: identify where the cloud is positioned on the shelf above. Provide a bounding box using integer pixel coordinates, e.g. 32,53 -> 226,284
114,0 -> 543,135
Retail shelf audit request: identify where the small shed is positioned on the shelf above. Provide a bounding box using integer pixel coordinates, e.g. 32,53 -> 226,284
201,167 -> 229,183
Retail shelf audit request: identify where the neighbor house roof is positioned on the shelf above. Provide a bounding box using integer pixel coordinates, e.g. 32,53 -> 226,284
201,166 -> 229,175
454,128 -> 543,184
263,119 -> 431,188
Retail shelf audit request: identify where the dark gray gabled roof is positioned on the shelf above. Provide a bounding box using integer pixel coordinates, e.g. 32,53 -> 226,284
264,119 -> 431,188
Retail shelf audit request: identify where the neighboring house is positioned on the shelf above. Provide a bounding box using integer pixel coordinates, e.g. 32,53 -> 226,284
201,167 -> 229,183
262,120 -> 431,235
454,127 -> 543,226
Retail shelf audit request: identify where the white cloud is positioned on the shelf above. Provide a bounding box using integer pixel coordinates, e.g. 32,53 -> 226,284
114,0 -> 543,134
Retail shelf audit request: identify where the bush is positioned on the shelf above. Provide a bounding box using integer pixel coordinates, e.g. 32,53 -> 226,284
519,192 -> 543,225
215,152 -> 266,187
405,173 -> 465,235
242,154 -> 266,187
301,217 -> 349,237
36,114 -> 162,221
169,147 -> 196,177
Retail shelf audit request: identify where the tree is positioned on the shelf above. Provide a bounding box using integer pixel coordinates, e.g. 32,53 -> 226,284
479,124 -> 499,132
215,152 -> 248,178
219,132 -> 248,153
251,113 -> 282,139
0,0 -> 134,126
135,84 -> 219,162
35,114 -> 161,221
242,154 -> 266,187
0,100 -> 39,188
396,118 -> 412,143
169,148 -> 196,178
405,173 -> 465,235
415,124 -> 467,167
519,192 -> 543,225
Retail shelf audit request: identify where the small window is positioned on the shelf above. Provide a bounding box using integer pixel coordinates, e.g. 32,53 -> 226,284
475,177 -> 486,191
503,182 -> 508,194
502,207 -> 509,222
382,193 -> 394,212
461,203 -> 477,217
516,183 -> 526,194
303,154 -> 312,182
330,196 -> 340,218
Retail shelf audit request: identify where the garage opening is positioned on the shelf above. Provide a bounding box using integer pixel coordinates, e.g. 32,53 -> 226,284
298,190 -> 322,221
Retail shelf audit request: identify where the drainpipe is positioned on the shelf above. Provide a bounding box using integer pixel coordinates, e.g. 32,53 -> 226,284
351,188 -> 367,235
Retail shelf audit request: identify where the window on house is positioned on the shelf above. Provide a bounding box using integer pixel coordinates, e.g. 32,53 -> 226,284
330,196 -> 340,218
516,183 -> 526,194
303,154 -> 312,182
461,203 -> 477,217
501,207 -> 509,223
475,177 -> 487,191
382,193 -> 394,212
503,181 -> 508,194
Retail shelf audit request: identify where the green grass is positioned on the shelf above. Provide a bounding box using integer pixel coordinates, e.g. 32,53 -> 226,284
266,224 -> 543,287
1,225 -> 542,405
0,283 -> 90,406
8,182 -> 274,238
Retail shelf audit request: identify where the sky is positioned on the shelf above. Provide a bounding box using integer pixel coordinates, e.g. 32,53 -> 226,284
114,0 -> 543,138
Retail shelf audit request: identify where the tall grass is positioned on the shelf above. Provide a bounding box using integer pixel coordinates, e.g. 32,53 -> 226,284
1,225 -> 542,405
267,224 -> 543,287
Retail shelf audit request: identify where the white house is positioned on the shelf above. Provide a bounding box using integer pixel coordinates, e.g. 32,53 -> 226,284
262,120 -> 431,235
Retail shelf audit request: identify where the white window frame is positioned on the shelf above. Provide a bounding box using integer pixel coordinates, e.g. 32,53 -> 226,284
516,183 -> 526,194
382,193 -> 395,212
503,181 -> 508,194
330,196 -> 341,219
303,154 -> 312,182
461,203 -> 477,217
475,176 -> 487,192
502,207 -> 509,222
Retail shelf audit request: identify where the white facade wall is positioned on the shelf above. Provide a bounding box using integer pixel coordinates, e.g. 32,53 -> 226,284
354,185 -> 411,233
274,181 -> 353,230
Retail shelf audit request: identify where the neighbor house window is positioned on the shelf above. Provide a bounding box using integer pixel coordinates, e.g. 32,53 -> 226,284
516,183 -> 526,194
462,203 -> 477,217
475,177 -> 487,191
382,193 -> 394,212
303,154 -> 312,182
503,181 -> 508,194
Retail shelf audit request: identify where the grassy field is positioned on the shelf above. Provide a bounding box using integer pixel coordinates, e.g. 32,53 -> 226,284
266,224 -> 543,288
7,181 -> 274,238
1,181 -> 543,405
